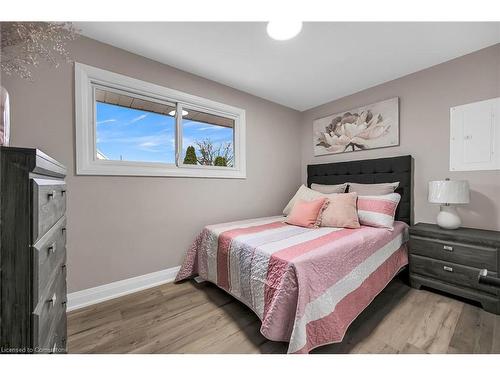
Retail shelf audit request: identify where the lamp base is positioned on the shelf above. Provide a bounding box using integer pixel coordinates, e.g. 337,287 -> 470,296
436,205 -> 462,230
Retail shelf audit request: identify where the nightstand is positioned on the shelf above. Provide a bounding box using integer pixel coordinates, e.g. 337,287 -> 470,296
409,223 -> 500,314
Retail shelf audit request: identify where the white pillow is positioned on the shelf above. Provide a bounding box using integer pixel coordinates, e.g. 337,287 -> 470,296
348,182 -> 399,195
283,185 -> 339,216
310,183 -> 348,194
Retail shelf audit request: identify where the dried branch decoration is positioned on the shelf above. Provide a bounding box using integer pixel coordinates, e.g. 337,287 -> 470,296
1,22 -> 79,81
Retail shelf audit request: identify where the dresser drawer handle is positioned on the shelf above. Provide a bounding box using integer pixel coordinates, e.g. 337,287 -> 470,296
47,293 -> 57,307
47,242 -> 57,254
443,266 -> 453,272
47,190 -> 57,199
443,245 -> 453,252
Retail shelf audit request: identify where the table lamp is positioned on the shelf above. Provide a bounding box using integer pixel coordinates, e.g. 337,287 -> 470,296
428,179 -> 470,230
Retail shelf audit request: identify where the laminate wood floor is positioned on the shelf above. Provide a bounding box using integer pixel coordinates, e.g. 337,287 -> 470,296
68,278 -> 500,354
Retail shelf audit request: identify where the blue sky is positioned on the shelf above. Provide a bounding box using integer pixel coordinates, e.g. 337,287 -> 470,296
96,102 -> 233,164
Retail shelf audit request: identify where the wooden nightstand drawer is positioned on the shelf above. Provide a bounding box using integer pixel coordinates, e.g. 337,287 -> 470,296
410,236 -> 498,271
410,254 -> 499,295
409,223 -> 500,314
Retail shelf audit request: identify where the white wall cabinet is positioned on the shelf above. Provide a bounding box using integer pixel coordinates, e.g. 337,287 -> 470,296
450,97 -> 500,171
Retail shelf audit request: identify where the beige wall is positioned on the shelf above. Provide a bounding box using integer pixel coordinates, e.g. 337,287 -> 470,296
2,36 -> 302,292
3,35 -> 499,293
301,44 -> 500,231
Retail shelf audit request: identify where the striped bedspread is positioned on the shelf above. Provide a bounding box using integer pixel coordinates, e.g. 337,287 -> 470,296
175,216 -> 409,353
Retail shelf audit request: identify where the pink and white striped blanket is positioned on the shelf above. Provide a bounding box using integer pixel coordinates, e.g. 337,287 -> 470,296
175,216 -> 409,353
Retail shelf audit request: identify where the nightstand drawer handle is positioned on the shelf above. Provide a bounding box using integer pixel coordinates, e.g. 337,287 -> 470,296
443,245 -> 453,252
443,266 -> 453,272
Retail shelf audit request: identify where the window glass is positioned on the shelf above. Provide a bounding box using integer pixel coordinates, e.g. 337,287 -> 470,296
95,88 -> 176,163
180,107 -> 235,167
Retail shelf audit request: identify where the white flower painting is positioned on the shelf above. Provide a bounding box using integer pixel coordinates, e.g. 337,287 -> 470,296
313,97 -> 399,156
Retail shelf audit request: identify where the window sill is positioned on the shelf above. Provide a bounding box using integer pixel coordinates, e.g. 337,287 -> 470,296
76,160 -> 246,179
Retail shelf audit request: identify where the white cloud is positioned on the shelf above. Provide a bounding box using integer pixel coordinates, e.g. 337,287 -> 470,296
129,114 -> 148,124
139,141 -> 159,148
133,133 -> 177,153
96,119 -> 116,125
198,126 -> 223,131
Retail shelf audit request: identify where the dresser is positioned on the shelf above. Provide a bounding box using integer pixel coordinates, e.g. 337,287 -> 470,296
0,147 -> 67,353
409,223 -> 500,314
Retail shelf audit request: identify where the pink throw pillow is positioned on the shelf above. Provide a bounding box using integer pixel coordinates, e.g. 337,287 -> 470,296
357,193 -> 401,229
286,198 -> 329,228
321,193 -> 360,229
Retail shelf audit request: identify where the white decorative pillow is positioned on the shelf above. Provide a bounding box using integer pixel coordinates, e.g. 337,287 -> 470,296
310,183 -> 348,194
357,193 -> 401,230
283,185 -> 338,216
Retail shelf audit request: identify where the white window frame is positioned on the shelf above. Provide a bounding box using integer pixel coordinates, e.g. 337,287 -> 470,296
75,62 -> 246,178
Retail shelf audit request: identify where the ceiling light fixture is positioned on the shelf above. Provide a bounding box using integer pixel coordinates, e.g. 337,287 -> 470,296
266,21 -> 303,41
169,109 -> 189,117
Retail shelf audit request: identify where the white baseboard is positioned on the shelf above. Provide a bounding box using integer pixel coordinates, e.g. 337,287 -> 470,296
67,266 -> 180,312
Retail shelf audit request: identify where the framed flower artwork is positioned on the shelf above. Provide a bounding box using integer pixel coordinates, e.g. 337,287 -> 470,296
313,97 -> 399,156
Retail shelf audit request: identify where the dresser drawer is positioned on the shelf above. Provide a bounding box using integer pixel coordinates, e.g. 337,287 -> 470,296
38,311 -> 67,354
410,236 -> 498,271
56,313 -> 67,354
32,178 -> 66,243
32,216 -> 67,304
410,254 -> 499,295
32,265 -> 67,350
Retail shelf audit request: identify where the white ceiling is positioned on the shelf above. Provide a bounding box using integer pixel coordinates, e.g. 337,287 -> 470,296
76,22 -> 500,111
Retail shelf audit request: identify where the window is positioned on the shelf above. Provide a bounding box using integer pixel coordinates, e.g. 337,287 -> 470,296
75,63 -> 246,178
95,88 -> 176,164
180,107 -> 235,167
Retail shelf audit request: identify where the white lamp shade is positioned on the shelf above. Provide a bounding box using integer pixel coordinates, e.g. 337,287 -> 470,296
428,180 -> 470,204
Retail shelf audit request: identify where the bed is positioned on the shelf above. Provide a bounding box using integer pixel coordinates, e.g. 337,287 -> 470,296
176,155 -> 413,353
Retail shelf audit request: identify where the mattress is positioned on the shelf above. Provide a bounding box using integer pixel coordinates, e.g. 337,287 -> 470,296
176,216 -> 409,353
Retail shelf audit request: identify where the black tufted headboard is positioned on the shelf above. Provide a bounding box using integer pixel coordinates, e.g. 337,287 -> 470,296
307,155 -> 413,225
